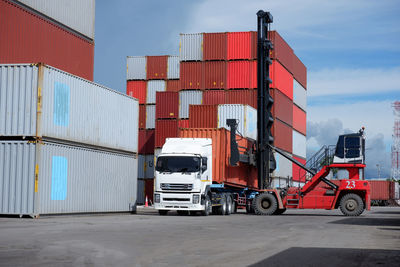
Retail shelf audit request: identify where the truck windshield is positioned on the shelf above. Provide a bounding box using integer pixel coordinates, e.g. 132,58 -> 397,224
156,156 -> 200,173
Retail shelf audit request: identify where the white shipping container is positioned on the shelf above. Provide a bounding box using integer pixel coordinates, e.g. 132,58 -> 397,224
145,154 -> 155,179
138,155 -> 145,179
272,153 -> 293,179
179,90 -> 203,119
179,33 -> 203,61
293,79 -> 307,111
145,105 -> 156,129
0,64 -> 138,153
217,104 -> 257,141
167,56 -> 180,79
18,0 -> 95,40
293,130 -> 307,158
0,140 -> 138,216
137,179 -> 145,205
146,80 -> 166,104
270,177 -> 291,188
127,56 -> 146,80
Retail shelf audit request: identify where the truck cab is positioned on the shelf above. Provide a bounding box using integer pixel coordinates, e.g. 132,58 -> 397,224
154,138 -> 212,215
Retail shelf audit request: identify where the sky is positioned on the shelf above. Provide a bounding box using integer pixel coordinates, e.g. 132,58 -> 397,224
94,0 -> 400,179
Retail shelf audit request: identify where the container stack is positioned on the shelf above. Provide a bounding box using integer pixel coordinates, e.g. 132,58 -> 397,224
126,55 -> 179,204
0,0 -> 95,81
128,30 -> 307,191
0,64 -> 139,217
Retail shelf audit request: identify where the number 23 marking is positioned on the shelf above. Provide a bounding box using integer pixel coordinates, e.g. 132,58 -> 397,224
346,181 -> 356,189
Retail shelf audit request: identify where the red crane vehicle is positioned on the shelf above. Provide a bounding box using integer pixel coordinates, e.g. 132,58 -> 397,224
153,10 -> 370,216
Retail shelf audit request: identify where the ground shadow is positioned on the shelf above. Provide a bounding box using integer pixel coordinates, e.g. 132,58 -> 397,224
372,211 -> 400,215
249,247 -> 400,267
329,217 -> 400,227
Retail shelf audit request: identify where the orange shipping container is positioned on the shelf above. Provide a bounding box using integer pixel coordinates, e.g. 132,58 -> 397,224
293,105 -> 306,135
127,81 -> 146,104
178,128 -> 258,188
189,105 -> 218,128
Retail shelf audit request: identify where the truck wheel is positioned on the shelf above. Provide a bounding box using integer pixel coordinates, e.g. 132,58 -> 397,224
158,210 -> 168,216
340,193 -> 364,216
217,194 -> 227,215
225,195 -> 233,215
201,195 -> 211,216
253,193 -> 278,215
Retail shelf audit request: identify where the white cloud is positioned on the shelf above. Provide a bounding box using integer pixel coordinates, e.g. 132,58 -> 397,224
308,67 -> 400,97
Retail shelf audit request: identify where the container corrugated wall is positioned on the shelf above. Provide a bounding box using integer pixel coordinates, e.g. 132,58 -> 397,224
137,179 -> 145,205
126,81 -> 146,104
127,56 -> 146,80
203,90 -> 226,105
167,56 -> 180,79
227,32 -> 255,60
146,80 -> 166,104
156,92 -> 179,119
1,0 -> 94,81
179,90 -> 203,119
204,61 -> 226,89
145,154 -> 154,178
145,105 -> 156,129
17,0 -> 95,40
273,119 -> 292,153
139,105 -> 146,129
269,31 -> 294,75
272,89 -> 293,126
227,61 -> 256,89
189,105 -> 218,128
292,130 -> 306,158
271,60 -> 293,100
146,56 -> 167,80
293,55 -> 307,88
203,32 -> 227,60
138,129 -> 155,154
272,153 -> 293,179
293,156 -> 306,182
155,120 -> 178,148
1,64 -> 139,153
217,104 -> 257,140
138,155 -> 145,178
0,141 -> 138,216
166,80 -> 180,92
293,105 -> 306,135
180,62 -> 204,90
180,33 -> 203,61
293,79 -> 307,111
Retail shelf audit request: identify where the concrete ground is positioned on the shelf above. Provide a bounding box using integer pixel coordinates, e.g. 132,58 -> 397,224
0,207 -> 399,267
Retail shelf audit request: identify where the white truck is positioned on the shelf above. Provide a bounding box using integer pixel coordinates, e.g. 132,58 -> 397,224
154,138 -> 234,216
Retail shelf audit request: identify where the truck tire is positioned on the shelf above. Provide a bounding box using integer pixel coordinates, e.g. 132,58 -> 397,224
253,193 -> 278,215
158,210 -> 168,216
225,195 -> 233,215
201,195 -> 211,216
217,194 -> 227,215
339,193 -> 364,216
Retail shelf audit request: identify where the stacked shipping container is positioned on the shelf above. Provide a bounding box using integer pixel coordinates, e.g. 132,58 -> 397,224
126,55 -> 180,204
128,30 -> 307,193
0,64 -> 139,216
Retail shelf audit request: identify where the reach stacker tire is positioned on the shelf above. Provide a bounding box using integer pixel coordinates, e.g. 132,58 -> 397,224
253,193 -> 278,215
339,193 -> 364,216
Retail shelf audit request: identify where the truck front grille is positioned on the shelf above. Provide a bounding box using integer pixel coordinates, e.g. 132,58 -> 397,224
161,183 -> 193,191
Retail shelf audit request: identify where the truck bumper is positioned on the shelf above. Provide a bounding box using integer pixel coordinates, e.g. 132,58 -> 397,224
154,192 -> 204,211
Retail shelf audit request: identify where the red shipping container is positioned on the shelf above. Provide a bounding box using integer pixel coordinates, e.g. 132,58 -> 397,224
156,91 -> 179,119
203,90 -> 226,105
180,61 -> 204,90
272,119 -> 292,153
189,105 -> 218,128
227,61 -> 256,89
293,54 -> 307,88
370,181 -> 394,200
293,156 -> 307,182
226,90 -> 257,109
138,129 -> 155,154
139,105 -> 146,129
0,0 -> 94,81
146,56 -> 168,80
293,104 -> 306,135
166,80 -> 180,92
269,31 -> 294,76
204,61 -> 227,89
145,179 -> 154,203
227,32 -> 256,60
127,81 -> 146,104
179,128 -> 258,188
155,120 -> 179,147
178,119 -> 189,128
203,32 -> 227,60
272,89 -> 293,126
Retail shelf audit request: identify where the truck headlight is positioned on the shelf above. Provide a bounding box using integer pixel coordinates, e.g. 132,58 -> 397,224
155,194 -> 160,203
193,194 -> 200,204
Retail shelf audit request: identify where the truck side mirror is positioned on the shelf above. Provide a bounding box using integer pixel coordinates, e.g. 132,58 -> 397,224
201,157 -> 207,173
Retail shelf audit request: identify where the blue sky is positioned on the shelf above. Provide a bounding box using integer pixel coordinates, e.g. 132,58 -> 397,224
94,0 -> 400,178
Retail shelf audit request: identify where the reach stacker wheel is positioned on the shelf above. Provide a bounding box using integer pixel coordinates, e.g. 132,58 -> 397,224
253,193 -> 278,215
339,193 -> 364,216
